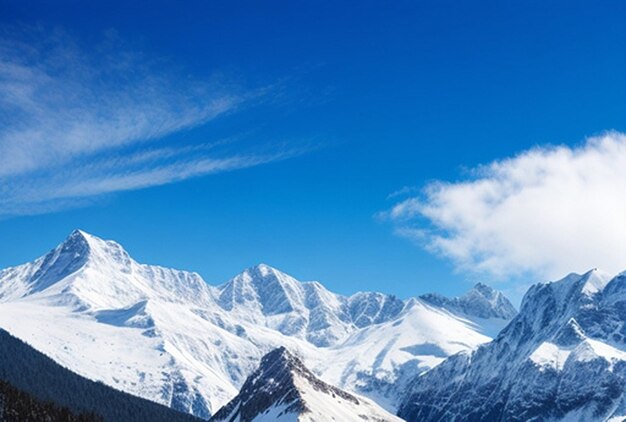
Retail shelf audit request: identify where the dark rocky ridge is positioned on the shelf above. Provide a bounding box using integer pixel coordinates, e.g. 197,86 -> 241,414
211,347 -> 361,422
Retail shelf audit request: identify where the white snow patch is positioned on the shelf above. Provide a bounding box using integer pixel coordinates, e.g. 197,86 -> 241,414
529,342 -> 571,371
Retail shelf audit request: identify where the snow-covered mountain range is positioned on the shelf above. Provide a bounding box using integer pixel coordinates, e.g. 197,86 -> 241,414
398,269 -> 626,421
210,347 -> 402,422
0,230 -> 516,418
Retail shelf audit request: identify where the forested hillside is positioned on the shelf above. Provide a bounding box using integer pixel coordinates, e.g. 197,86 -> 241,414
0,329 -> 199,422
0,379 -> 101,421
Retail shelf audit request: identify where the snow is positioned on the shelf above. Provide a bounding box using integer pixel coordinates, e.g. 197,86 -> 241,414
572,339 -> 626,369
212,346 -> 402,422
0,230 -> 515,418
293,373 -> 402,421
250,405 -> 298,421
580,269 -> 612,295
529,338 -> 626,373
399,265 -> 626,422
312,298 -> 493,403
529,342 -> 571,371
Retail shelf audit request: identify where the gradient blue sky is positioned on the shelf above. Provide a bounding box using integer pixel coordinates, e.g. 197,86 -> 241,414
0,0 -> 624,301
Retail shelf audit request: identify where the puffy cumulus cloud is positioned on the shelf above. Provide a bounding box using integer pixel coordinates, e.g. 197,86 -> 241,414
384,131 -> 626,281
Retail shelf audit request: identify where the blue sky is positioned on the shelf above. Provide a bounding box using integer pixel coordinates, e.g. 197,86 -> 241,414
0,1 -> 625,302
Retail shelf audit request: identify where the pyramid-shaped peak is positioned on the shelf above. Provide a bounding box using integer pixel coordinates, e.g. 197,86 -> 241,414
68,228 -> 92,238
60,229 -> 114,255
218,264 -> 305,315
246,263 -> 291,279
21,230 -> 96,294
60,229 -> 92,251
211,346 -> 401,422
420,283 -> 517,320
470,282 -> 497,297
580,268 -> 612,295
54,230 -> 134,274
263,345 -> 290,359
64,228 -> 118,244
260,346 -> 297,369
538,268 -> 613,303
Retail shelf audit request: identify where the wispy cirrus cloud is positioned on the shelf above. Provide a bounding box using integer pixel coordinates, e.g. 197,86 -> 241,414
382,131 -> 626,283
0,27 -> 300,217
1,145 -> 304,216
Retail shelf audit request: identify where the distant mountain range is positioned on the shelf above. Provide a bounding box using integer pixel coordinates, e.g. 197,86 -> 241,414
5,230 -> 624,421
0,230 -> 514,419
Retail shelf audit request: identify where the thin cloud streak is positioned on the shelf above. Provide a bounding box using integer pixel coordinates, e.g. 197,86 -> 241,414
0,29 -> 243,177
0,27 -> 303,217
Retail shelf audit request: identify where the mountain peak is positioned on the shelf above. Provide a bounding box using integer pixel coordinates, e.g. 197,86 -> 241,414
0,231 -> 216,311
245,263 -> 289,279
261,346 -> 292,364
61,229 -> 92,252
59,230 -> 130,262
210,347 -> 401,422
579,268 -> 612,295
471,282 -> 495,296
218,264 -> 304,316
21,230 -> 96,295
526,269 -> 614,311
420,283 -> 517,320
400,268 -> 626,422
68,228 -> 91,239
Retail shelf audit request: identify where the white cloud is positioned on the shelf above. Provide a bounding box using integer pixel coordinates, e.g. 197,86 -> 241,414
385,131 -> 626,281
0,27 -> 299,217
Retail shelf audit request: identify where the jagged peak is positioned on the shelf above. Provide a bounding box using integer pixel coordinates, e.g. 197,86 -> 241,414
546,268 -> 610,287
243,263 -> 275,273
522,268 -> 614,311
14,231 -> 213,308
580,268 -> 612,295
59,229 -> 92,253
260,346 -> 295,368
218,264 -> 305,316
241,263 -> 302,284
58,230 -> 131,264
211,347 -> 363,422
68,228 -> 93,239
420,283 -> 517,320
24,230 -> 97,293
223,264 -> 296,291
469,282 -> 497,298
253,263 -> 278,276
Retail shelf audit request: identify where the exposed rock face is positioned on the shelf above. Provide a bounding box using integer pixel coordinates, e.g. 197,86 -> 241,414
399,269 -> 626,422
210,347 -> 401,422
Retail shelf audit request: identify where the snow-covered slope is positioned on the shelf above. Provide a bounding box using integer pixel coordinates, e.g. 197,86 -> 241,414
310,297 -> 502,411
215,264 -> 404,347
0,328 -> 199,422
210,347 -> 402,422
398,269 -> 626,422
0,230 -> 516,418
420,282 -> 518,321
